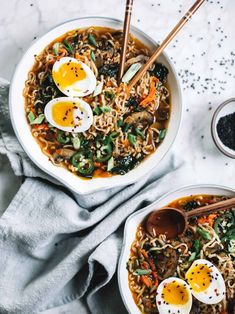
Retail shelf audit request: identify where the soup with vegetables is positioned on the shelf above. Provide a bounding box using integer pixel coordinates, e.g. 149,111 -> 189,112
24,27 -> 171,178
127,195 -> 235,313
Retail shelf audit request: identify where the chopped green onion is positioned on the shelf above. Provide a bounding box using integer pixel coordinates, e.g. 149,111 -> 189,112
192,239 -> 201,255
135,128 -> 145,139
225,228 -> 235,237
107,132 -> 119,143
159,129 -> 167,141
104,91 -> 115,101
30,114 -> 45,125
123,123 -> 130,133
188,239 -> 201,262
197,227 -> 211,240
93,81 -> 104,97
93,106 -> 101,116
188,252 -> 197,262
57,131 -> 70,144
88,34 -> 97,47
133,269 -> 152,276
128,133 -> 137,147
63,40 -> 74,54
73,34 -> 79,47
28,111 -> 36,123
90,50 -> 96,62
117,119 -> 124,128
53,43 -> 60,55
214,213 -> 234,236
100,106 -> 111,113
107,157 -> 114,171
122,63 -> 142,83
71,137 -> 81,150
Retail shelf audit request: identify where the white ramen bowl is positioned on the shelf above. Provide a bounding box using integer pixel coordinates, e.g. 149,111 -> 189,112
9,17 -> 182,194
118,184 -> 235,314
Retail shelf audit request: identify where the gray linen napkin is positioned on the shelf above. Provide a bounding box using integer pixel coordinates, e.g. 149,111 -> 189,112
0,78 -> 195,314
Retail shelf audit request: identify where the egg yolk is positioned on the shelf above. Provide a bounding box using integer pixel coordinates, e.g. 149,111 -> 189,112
52,102 -> 75,127
52,61 -> 86,90
186,264 -> 212,292
162,281 -> 190,305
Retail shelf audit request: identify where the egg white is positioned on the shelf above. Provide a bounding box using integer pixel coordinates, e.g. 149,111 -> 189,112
44,97 -> 93,133
52,57 -> 96,97
156,277 -> 192,314
185,259 -> 226,305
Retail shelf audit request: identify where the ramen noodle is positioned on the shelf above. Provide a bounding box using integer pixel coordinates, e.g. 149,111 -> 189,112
127,195 -> 235,313
24,27 -> 171,178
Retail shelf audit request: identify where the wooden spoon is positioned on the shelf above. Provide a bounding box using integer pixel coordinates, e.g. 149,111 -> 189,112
146,197 -> 235,239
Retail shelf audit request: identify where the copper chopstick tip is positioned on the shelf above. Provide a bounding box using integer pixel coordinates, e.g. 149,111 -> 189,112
128,0 -> 206,90
118,0 -> 134,84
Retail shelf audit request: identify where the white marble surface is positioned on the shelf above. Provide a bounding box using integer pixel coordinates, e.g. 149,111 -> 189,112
0,0 -> 235,312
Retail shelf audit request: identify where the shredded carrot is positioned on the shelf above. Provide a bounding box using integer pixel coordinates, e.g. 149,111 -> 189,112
106,81 -> 113,87
140,77 -> 159,108
198,214 -> 218,226
154,276 -> 159,287
141,261 -> 149,269
118,83 -> 130,98
124,139 -> 129,148
141,275 -> 152,288
56,48 -> 67,60
75,53 -> 86,62
98,94 -> 103,103
148,259 -> 159,287
140,249 -> 149,259
33,124 -> 49,131
93,169 -> 103,176
133,293 -> 139,304
94,162 -> 102,168
99,171 -> 112,178
83,97 -> 92,104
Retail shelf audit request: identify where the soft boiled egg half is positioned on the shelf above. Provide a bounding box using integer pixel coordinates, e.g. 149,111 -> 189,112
185,259 -> 226,304
156,277 -> 192,314
52,57 -> 96,97
44,97 -> 93,133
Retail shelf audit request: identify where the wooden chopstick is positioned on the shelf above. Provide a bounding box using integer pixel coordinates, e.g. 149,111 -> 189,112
128,0 -> 205,90
118,0 -> 134,84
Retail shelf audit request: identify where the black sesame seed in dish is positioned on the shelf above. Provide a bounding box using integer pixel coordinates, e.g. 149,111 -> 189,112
217,112 -> 235,151
211,98 -> 235,159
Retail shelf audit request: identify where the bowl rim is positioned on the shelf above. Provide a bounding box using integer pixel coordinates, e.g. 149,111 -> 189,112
118,183 -> 235,314
211,97 -> 235,159
9,16 -> 182,194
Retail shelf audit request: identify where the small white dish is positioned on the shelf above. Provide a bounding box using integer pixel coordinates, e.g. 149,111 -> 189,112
211,98 -> 235,159
9,17 -> 182,194
118,184 -> 235,314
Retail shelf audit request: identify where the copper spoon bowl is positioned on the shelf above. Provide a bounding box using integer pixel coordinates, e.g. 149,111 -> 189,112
146,197 -> 235,239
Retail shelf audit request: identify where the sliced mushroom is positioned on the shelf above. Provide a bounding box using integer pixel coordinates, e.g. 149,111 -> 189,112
111,30 -> 123,39
156,248 -> 179,280
155,109 -> 170,121
190,301 -> 201,314
125,54 -> 149,70
44,130 -> 56,141
95,55 -> 104,69
124,111 -> 153,126
228,298 -> 235,314
53,148 -> 75,161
